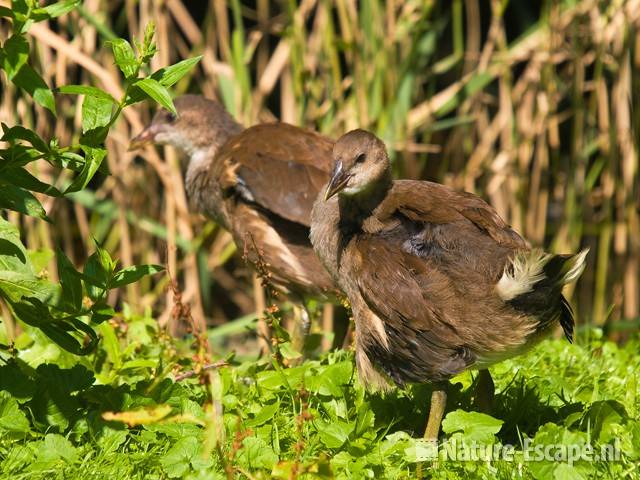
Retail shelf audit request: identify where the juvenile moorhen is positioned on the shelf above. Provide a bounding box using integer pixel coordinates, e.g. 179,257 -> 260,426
130,95 -> 339,341
310,129 -> 588,440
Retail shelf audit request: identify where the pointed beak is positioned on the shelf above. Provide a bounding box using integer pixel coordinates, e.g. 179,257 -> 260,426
128,126 -> 157,151
324,161 -> 351,201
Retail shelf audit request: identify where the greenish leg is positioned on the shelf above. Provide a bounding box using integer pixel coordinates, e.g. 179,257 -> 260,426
423,383 -> 448,441
475,369 -> 495,413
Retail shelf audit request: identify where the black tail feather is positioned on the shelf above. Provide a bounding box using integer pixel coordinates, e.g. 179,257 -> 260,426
559,295 -> 575,343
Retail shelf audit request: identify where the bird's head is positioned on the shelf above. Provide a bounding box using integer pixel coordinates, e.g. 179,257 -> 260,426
129,95 -> 241,155
324,129 -> 390,201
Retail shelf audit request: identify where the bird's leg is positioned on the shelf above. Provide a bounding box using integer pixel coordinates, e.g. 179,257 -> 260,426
290,302 -> 311,353
423,382 -> 448,441
321,303 -> 334,351
474,369 -> 495,413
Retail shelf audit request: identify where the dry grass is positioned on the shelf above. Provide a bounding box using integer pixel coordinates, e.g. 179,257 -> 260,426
1,0 -> 638,340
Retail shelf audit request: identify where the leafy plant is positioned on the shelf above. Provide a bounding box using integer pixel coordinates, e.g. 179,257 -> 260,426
0,0 -> 201,353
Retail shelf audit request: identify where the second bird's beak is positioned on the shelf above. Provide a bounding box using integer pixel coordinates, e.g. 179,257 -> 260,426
324,161 -> 351,201
128,126 -> 156,151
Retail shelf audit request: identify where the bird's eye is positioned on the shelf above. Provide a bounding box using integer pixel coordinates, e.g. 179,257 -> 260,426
167,112 -> 177,122
355,153 -> 366,164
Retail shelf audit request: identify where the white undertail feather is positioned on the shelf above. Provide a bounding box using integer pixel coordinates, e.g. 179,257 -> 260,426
561,248 -> 589,284
496,249 -> 552,301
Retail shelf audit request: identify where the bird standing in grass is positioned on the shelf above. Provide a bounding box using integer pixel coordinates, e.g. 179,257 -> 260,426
310,129 -> 588,440
130,95 -> 340,351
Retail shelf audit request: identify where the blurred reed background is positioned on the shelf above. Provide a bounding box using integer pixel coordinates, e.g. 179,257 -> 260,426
1,0 -> 638,341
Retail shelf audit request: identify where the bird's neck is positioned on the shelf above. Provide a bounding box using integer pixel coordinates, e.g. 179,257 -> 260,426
184,147 -> 227,226
337,171 -> 392,233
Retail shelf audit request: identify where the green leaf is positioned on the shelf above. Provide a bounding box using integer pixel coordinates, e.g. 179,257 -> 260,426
160,436 -> 212,478
133,77 -> 176,114
32,0 -> 80,20
441,409 -> 503,443
12,63 -> 56,115
0,390 -> 30,432
37,433 -> 78,463
1,167 -> 61,196
0,184 -> 48,220
1,124 -> 49,152
57,85 -> 117,104
317,419 -> 354,448
244,399 -> 280,428
138,22 -> 157,64
1,34 -> 29,80
111,264 -> 164,288
235,437 -> 278,470
151,56 -> 202,87
107,38 -> 138,79
64,146 -> 106,193
0,272 -> 59,304
56,249 -> 82,310
81,94 -> 113,133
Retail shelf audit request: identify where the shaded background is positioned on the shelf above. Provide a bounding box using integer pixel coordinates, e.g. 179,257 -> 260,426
1,0 -> 638,341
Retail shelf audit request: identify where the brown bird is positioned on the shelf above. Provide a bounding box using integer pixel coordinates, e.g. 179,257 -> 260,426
130,95 -> 339,343
310,129 -> 588,440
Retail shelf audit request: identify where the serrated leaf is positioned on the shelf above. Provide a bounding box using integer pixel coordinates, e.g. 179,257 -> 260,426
12,63 -> 56,115
0,184 -> 47,219
1,34 -> 29,80
111,264 -> 164,288
151,56 -> 202,87
236,437 -> 278,470
107,38 -> 138,78
441,409 -> 503,443
0,390 -> 30,432
133,77 -> 176,114
64,146 -> 106,193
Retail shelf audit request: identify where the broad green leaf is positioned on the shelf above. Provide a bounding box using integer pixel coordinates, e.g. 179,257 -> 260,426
111,264 -> 164,288
56,249 -> 82,310
0,6 -> 14,18
81,94 -> 113,133
36,434 -> 78,463
235,436 -> 278,471
57,84 -> 117,104
317,419 -> 354,448
151,56 -> 202,87
107,38 -> 138,78
0,271 -> 58,303
160,436 -> 212,478
441,409 -> 503,443
134,77 -> 176,114
12,63 -> 56,115
1,34 -> 29,80
0,391 -> 30,432
1,167 -> 61,196
83,251 -> 108,300
64,146 -> 106,193
244,399 -> 280,427
0,184 -> 47,219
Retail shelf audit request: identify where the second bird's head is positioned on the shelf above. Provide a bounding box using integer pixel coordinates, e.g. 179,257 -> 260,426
129,95 -> 241,155
324,129 -> 390,201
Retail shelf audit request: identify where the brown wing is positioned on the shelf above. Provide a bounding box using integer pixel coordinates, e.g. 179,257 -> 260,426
350,180 -> 532,383
384,180 -> 529,251
216,123 -> 334,226
351,235 -> 474,384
